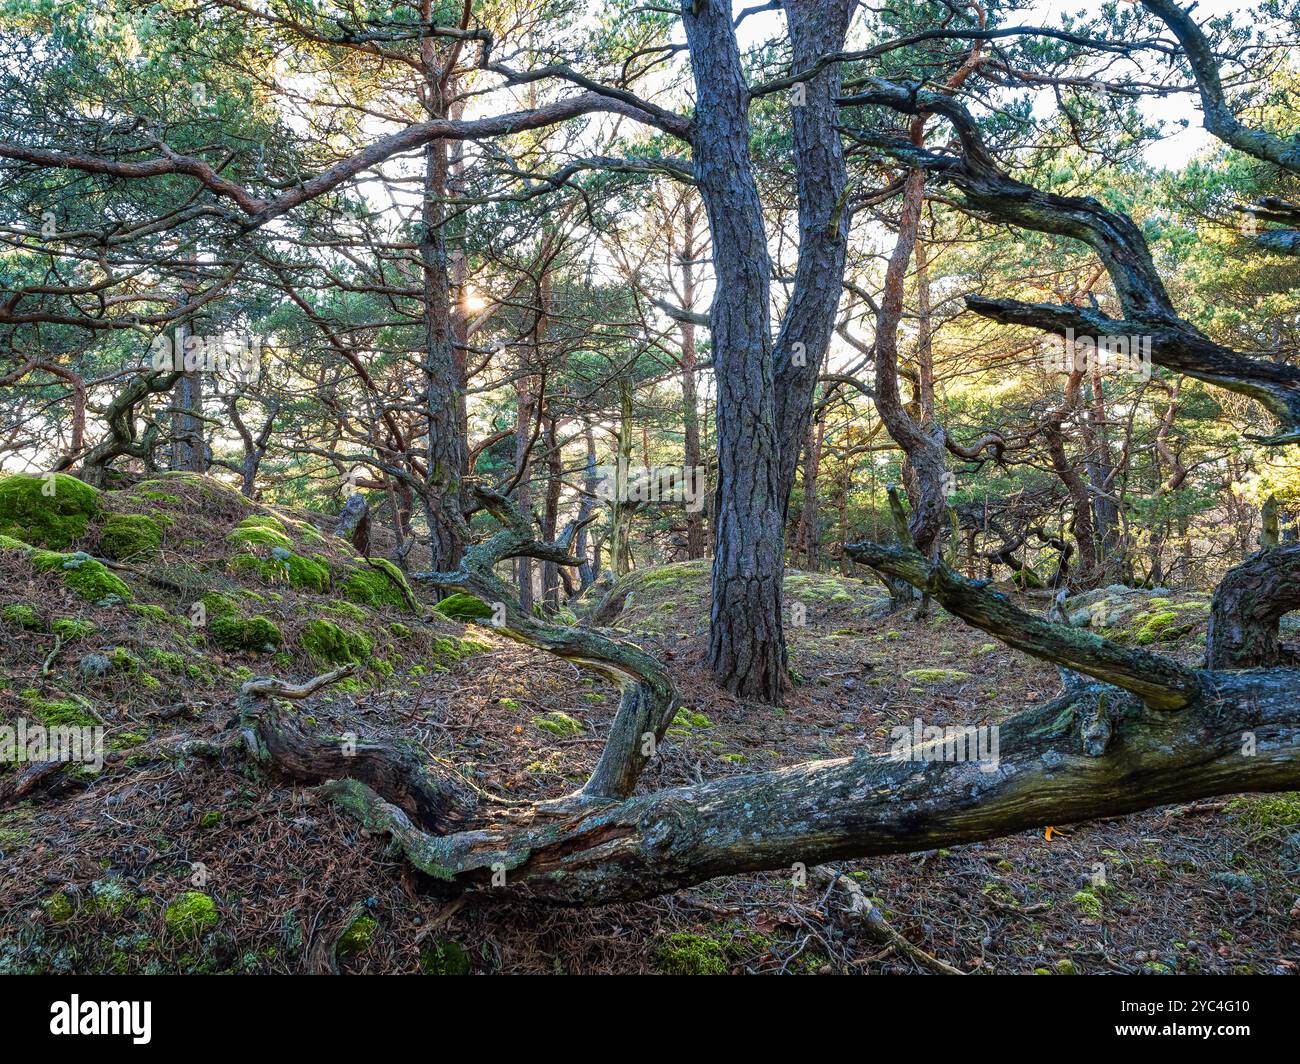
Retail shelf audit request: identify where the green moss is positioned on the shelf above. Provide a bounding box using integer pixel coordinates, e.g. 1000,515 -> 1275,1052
672,708 -> 713,729
227,515 -> 293,550
230,550 -> 331,593
164,892 -> 218,936
335,913 -> 378,960
433,592 -> 494,622
42,892 -> 74,923
531,711 -> 582,737
209,614 -> 283,652
51,617 -> 95,641
655,932 -> 727,975
109,730 -> 147,750
138,490 -> 181,504
1132,610 -> 1193,645
21,688 -> 97,728
431,636 -> 491,666
342,560 -> 413,610
325,601 -> 369,624
0,473 -> 100,548
199,591 -> 237,620
301,619 -> 371,664
99,514 -> 163,560
1,603 -> 42,629
903,668 -> 971,683
146,648 -> 188,674
1226,792 -> 1300,830
199,810 -> 222,829
128,604 -> 171,623
420,939 -> 470,975
389,622 -> 412,639
1072,888 -> 1103,918
31,550 -> 132,604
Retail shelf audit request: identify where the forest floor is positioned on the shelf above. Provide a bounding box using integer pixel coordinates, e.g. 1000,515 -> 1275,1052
1,473 -> 1298,974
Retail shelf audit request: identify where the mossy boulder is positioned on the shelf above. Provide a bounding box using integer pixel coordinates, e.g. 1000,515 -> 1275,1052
301,619 -> 372,664
1132,610 -> 1194,645
210,614 -> 283,652
99,514 -> 163,560
31,550 -> 132,604
200,591 -> 282,651
227,515 -> 293,549
0,472 -> 100,548
430,636 -> 491,668
164,891 -> 218,936
433,592 -> 494,623
230,548 -> 331,593
341,559 -> 413,610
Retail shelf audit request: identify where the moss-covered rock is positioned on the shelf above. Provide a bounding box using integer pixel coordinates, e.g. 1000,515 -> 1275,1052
0,472 -> 100,548
200,590 -> 280,651
209,613 -> 283,652
99,514 -> 163,560
433,592 -> 494,622
31,550 -> 132,604
301,619 -> 371,664
227,515 -> 292,549
230,548 -> 331,593
1132,609 -> 1194,645
164,892 -> 218,936
342,560 -> 413,610
430,636 -> 492,669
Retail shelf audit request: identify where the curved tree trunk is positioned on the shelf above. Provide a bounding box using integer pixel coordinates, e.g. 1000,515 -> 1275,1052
1207,544 -> 1300,669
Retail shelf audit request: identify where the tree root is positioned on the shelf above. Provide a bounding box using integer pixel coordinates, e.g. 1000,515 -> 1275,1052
814,867 -> 965,975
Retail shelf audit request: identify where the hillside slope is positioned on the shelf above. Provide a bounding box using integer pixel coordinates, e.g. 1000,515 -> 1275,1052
1,473 -> 1296,974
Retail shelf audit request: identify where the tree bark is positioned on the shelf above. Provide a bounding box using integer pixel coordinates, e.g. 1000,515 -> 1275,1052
681,0 -> 788,701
